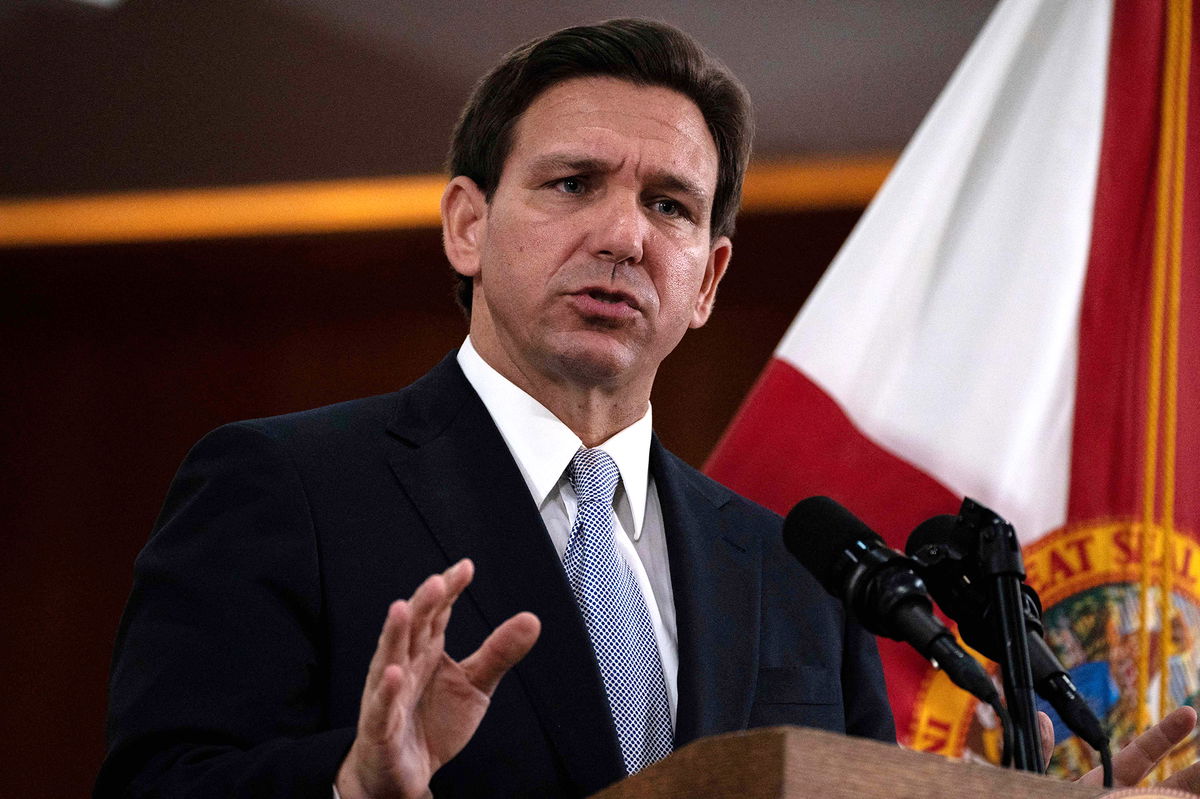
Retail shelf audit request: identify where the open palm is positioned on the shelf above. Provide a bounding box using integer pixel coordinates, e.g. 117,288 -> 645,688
336,560 -> 540,799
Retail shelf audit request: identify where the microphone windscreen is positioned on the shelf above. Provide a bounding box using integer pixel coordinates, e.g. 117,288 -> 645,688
783,496 -> 879,595
905,514 -> 961,557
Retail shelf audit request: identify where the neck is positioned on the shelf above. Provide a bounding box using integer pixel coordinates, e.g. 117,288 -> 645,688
541,388 -> 649,448
467,328 -> 651,447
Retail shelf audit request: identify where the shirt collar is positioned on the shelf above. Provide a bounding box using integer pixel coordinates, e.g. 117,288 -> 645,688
457,337 -> 653,538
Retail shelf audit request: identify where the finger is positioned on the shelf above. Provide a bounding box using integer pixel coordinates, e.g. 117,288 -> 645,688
1081,706 -> 1198,787
356,655 -> 409,747
408,573 -> 447,628
364,599 -> 410,694
363,662 -> 408,741
431,560 -> 474,640
406,573 -> 449,654
1161,756 -> 1200,793
413,560 -> 472,637
380,663 -> 417,740
460,612 -> 541,695
1038,711 -> 1055,769
442,558 -> 474,600
410,561 -> 471,652
367,567 -> 457,693
1116,706 -> 1197,786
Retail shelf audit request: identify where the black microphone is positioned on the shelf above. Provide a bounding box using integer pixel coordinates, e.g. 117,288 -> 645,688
906,511 -> 1108,752
783,496 -> 997,704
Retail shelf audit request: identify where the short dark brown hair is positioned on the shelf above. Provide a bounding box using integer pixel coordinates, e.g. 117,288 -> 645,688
447,18 -> 754,314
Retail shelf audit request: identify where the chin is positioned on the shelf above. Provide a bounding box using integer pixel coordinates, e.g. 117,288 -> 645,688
553,353 -> 628,386
546,339 -> 638,387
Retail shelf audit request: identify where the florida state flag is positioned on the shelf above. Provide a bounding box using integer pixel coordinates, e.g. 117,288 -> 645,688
707,0 -> 1199,777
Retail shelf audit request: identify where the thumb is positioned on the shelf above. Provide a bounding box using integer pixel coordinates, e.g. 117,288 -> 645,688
1038,711 -> 1055,769
460,612 -> 541,695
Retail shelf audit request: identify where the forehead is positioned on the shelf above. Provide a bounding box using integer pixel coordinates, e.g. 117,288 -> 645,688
505,77 -> 719,190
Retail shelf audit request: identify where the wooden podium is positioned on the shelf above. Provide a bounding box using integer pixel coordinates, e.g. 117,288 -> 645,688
591,727 -> 1111,799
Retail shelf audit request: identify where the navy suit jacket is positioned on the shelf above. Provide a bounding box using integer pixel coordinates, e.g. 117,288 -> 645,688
98,353 -> 894,798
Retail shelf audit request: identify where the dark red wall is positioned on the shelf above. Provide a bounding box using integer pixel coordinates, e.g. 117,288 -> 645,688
0,207 -> 859,796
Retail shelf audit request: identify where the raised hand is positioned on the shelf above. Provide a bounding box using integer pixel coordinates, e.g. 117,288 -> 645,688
1043,705 -> 1200,792
1072,706 -> 1200,792
335,559 -> 541,799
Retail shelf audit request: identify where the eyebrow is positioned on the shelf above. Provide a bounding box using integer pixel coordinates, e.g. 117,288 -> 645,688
528,153 -> 712,210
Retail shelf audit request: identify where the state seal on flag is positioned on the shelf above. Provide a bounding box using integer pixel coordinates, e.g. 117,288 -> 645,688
908,521 -> 1200,779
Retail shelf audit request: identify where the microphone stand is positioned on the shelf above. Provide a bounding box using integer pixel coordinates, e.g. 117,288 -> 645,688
961,499 -> 1044,773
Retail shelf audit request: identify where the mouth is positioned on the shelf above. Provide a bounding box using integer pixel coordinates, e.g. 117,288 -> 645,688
568,286 -> 641,321
574,287 -> 640,310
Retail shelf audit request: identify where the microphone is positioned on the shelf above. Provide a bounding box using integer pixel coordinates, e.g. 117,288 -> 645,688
906,511 -> 1108,752
783,497 -> 997,704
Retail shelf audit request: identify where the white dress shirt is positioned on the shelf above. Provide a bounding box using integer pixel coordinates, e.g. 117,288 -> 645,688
457,337 -> 679,722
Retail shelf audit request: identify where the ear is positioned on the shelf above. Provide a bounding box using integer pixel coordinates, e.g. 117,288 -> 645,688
441,176 -> 488,278
689,235 -> 732,328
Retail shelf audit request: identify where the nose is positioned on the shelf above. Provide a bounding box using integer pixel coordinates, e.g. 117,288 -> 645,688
589,191 -> 646,267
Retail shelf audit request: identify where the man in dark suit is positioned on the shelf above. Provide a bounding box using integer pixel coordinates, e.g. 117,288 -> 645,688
97,17 -> 1200,799
99,19 -> 893,798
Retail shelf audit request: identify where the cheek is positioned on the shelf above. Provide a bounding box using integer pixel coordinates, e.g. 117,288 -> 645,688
496,220 -> 576,277
653,254 -> 709,311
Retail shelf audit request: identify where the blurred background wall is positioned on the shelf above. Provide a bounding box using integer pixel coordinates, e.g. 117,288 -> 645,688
0,1 -> 997,794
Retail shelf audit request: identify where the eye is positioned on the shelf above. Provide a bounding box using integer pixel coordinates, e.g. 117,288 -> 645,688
651,198 -> 687,219
554,176 -> 586,195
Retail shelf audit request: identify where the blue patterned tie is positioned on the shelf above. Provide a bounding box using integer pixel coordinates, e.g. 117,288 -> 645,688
562,447 -> 674,774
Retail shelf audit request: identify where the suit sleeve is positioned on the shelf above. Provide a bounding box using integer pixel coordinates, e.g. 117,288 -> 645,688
96,423 -> 355,798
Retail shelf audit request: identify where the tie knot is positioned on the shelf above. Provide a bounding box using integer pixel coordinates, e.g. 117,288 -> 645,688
568,447 -> 620,504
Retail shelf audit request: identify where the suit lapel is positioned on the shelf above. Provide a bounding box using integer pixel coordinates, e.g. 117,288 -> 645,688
652,439 -> 760,746
385,355 -> 625,794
